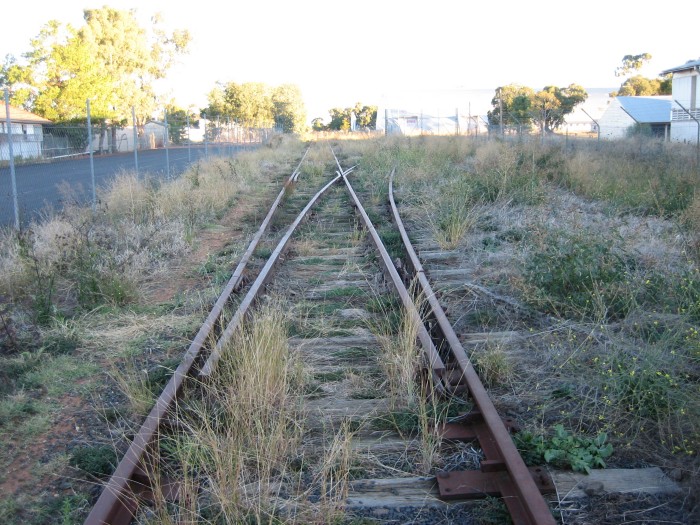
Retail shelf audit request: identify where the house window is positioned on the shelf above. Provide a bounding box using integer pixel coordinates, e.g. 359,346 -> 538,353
692,75 -> 697,111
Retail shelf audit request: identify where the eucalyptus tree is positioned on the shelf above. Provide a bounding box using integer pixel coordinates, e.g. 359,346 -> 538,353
204,81 -> 307,132
1,7 -> 190,128
611,53 -> 671,96
272,84 -> 307,133
487,84 -> 535,130
489,83 -> 587,133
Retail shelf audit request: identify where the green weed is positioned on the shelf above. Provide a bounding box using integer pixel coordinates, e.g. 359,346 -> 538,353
516,424 -> 613,474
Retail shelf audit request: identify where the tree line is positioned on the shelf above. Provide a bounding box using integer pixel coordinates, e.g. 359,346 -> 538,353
487,53 -> 672,133
0,8 -> 673,139
488,84 -> 588,133
312,104 -> 378,132
0,6 -> 373,137
203,82 -> 307,133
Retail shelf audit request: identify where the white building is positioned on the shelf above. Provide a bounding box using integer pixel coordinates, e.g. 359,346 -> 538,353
0,106 -> 52,161
597,96 -> 672,139
661,59 -> 700,144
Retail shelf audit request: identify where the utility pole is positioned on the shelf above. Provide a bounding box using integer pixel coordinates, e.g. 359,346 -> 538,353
498,87 -> 504,137
86,99 -> 96,210
132,106 -> 139,177
4,89 -> 19,229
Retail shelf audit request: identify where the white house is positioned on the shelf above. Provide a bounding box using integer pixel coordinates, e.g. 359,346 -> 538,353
0,106 -> 52,161
660,59 -> 700,144
597,96 -> 672,140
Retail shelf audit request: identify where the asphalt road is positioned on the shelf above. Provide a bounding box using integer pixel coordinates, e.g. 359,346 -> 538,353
0,143 -> 248,226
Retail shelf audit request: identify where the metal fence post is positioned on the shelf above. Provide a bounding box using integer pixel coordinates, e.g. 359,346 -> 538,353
4,89 -> 20,229
187,113 -> 191,162
86,99 -> 96,210
132,106 -> 139,178
203,113 -> 208,158
164,109 -> 170,179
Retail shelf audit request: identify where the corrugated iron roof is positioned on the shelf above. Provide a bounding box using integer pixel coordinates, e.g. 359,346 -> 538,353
4,106 -> 52,124
617,96 -> 672,123
661,59 -> 700,75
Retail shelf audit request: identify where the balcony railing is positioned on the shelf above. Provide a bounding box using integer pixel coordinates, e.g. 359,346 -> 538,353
672,108 -> 700,121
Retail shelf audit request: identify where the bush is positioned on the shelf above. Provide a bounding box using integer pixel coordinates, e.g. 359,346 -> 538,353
524,229 -> 634,320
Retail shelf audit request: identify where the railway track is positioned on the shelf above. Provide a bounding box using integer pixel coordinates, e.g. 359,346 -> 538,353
84,144 -> 557,525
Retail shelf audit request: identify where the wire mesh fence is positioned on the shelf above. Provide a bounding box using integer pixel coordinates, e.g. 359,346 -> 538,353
1,93 -> 276,228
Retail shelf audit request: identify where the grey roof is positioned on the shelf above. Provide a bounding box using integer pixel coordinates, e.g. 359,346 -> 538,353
661,59 -> 700,75
617,96 -> 672,123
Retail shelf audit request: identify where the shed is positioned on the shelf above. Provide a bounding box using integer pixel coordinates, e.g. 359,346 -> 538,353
597,96 -> 671,139
0,106 -> 52,161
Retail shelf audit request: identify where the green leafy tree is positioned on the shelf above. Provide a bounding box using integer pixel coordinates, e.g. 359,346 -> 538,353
615,53 -> 652,77
530,89 -> 561,134
353,103 -> 378,129
322,103 -> 377,131
327,107 -> 352,131
165,105 -> 199,145
272,84 -> 306,133
311,117 -> 325,131
616,75 -> 671,96
204,81 -> 306,131
487,84 -> 535,129
1,7 -> 190,127
489,84 -> 586,133
611,53 -> 671,96
224,82 -> 274,126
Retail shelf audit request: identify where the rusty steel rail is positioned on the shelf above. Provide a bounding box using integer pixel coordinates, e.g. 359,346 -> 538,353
84,149 -> 311,525
330,149 -> 445,378
388,168 -> 556,525
199,171 -> 343,377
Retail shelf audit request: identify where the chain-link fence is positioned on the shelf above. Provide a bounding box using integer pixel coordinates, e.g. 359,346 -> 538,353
1,92 -> 276,228
380,108 -> 604,139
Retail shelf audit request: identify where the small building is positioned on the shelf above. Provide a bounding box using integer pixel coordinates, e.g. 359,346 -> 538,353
597,96 -> 672,139
0,106 -> 52,161
660,59 -> 700,144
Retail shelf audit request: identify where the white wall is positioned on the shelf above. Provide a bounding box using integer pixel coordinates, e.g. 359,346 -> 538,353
597,99 -> 636,139
670,70 -> 700,144
670,120 -> 700,143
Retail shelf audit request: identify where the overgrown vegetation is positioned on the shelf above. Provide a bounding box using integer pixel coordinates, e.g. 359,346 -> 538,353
0,137 -> 302,524
2,133 -> 698,523
349,134 -> 699,521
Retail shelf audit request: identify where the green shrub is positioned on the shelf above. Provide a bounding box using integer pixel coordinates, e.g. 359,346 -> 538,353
72,248 -> 136,308
599,347 -> 685,421
524,229 -> 634,320
70,445 -> 118,477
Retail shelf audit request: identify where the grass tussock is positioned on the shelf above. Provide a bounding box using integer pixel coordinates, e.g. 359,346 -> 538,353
148,301 -> 306,523
0,141 -> 302,322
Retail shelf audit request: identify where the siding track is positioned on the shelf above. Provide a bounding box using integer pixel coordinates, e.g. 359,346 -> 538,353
84,145 -> 556,525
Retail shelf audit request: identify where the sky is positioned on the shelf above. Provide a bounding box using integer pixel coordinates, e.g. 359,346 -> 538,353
2,0 -> 699,123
